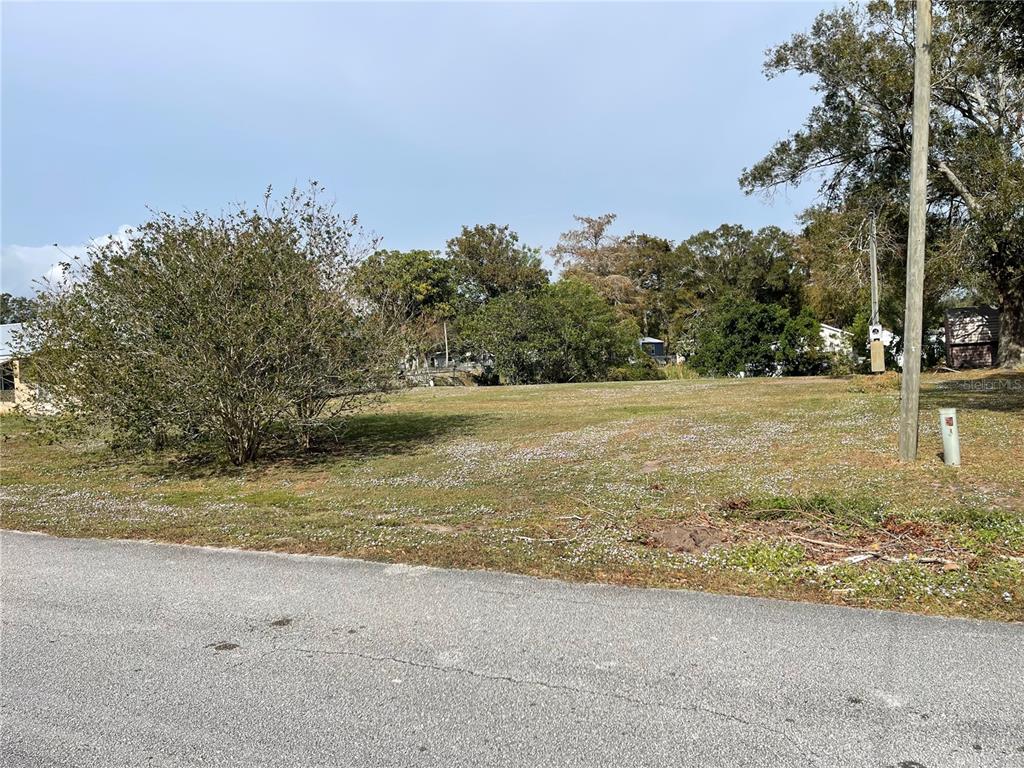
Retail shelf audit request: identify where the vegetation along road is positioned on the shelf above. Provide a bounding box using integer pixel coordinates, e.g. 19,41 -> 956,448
2,370 -> 1021,621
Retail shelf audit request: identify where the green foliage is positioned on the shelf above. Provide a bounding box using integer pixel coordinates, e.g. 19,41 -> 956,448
742,0 -> 1024,366
353,249 -> 456,362
676,225 -> 805,312
707,541 -> 810,575
460,278 -> 637,384
688,298 -> 830,378
688,297 -> 788,377
621,233 -> 678,338
548,214 -> 645,327
776,308 -> 827,376
661,362 -> 698,380
667,225 -> 807,354
549,217 -> 811,363
446,224 -> 548,305
0,293 -> 38,324
608,357 -> 666,382
354,249 -> 455,321
24,184 -> 395,464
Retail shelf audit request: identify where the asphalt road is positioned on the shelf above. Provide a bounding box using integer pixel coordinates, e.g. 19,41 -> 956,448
2,531 -> 1022,767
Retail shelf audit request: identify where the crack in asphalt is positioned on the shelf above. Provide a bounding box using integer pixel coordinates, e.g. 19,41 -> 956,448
280,645 -> 827,763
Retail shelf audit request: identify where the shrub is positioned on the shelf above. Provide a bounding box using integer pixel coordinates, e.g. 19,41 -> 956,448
23,184 -> 396,464
460,278 -> 637,384
688,296 -> 788,376
608,358 -> 666,381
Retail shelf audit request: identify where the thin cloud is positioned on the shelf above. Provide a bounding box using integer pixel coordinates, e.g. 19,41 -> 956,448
1,226 -> 132,297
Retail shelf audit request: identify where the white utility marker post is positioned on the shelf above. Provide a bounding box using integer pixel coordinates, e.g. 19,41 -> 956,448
939,408 -> 960,466
898,0 -> 932,462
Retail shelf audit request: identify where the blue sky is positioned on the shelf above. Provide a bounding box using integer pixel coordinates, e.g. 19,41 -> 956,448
2,1 -> 831,295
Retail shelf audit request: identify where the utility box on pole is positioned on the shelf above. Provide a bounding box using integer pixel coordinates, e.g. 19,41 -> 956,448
869,324 -> 885,373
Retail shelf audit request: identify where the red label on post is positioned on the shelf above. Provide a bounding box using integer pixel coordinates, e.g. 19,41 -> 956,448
945,417 -> 954,427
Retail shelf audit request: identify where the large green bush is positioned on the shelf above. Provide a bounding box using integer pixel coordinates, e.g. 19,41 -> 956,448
23,185 -> 395,464
460,278 -> 638,384
689,296 -> 827,377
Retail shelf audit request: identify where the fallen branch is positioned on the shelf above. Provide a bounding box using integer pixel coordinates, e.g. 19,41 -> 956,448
787,534 -> 860,551
514,535 -> 576,544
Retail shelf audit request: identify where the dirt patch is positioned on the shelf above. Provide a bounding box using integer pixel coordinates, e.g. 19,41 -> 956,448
645,509 -> 972,570
648,524 -> 728,555
419,523 -> 457,534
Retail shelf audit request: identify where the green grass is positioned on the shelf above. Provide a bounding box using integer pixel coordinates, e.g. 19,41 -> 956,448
2,370 -> 1022,620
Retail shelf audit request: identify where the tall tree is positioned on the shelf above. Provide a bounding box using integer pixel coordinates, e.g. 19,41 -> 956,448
740,0 -> 1024,367
353,249 -> 456,364
446,224 -> 547,305
548,214 -> 641,318
969,2 -> 1024,73
621,233 -> 680,338
668,225 -> 807,352
460,278 -> 637,385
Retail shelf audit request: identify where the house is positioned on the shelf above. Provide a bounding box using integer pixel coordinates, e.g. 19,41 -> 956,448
945,306 -> 1000,368
639,337 -> 668,363
819,323 -> 854,356
0,323 -> 35,415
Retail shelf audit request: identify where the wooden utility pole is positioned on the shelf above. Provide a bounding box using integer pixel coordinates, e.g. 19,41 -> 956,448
868,213 -> 885,373
869,215 -> 880,327
898,0 -> 932,462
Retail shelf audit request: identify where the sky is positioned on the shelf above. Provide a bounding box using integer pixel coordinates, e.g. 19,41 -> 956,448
1,1 -> 833,296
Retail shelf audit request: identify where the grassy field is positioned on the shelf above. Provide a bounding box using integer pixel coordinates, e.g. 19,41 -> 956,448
2,370 -> 1022,620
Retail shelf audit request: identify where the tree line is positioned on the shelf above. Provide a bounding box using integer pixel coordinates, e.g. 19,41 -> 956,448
360,216 -> 841,383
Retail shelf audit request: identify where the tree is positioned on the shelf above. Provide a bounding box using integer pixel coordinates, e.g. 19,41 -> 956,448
666,225 -> 807,354
549,214 -> 642,320
688,296 -> 789,377
675,225 -> 805,311
620,233 -> 680,338
446,224 -> 548,305
353,249 -> 456,365
460,278 -> 637,385
969,2 -> 1024,73
741,0 -> 1024,367
24,184 -> 395,464
776,308 -> 828,376
0,294 -> 38,324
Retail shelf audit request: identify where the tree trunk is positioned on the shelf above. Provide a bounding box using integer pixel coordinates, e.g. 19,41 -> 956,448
998,286 -> 1024,368
226,427 -> 262,465
992,238 -> 1024,368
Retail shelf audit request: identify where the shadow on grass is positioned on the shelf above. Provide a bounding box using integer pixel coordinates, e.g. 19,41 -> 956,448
159,412 -> 497,478
921,371 -> 1024,415
296,412 -> 495,462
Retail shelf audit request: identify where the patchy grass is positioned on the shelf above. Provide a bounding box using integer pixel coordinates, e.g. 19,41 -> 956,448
2,369 -> 1022,620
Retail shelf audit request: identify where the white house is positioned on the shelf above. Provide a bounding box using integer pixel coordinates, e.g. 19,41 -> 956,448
819,323 -> 854,356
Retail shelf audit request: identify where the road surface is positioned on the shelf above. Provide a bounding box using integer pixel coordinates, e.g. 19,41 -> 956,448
1,530 -> 1022,767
